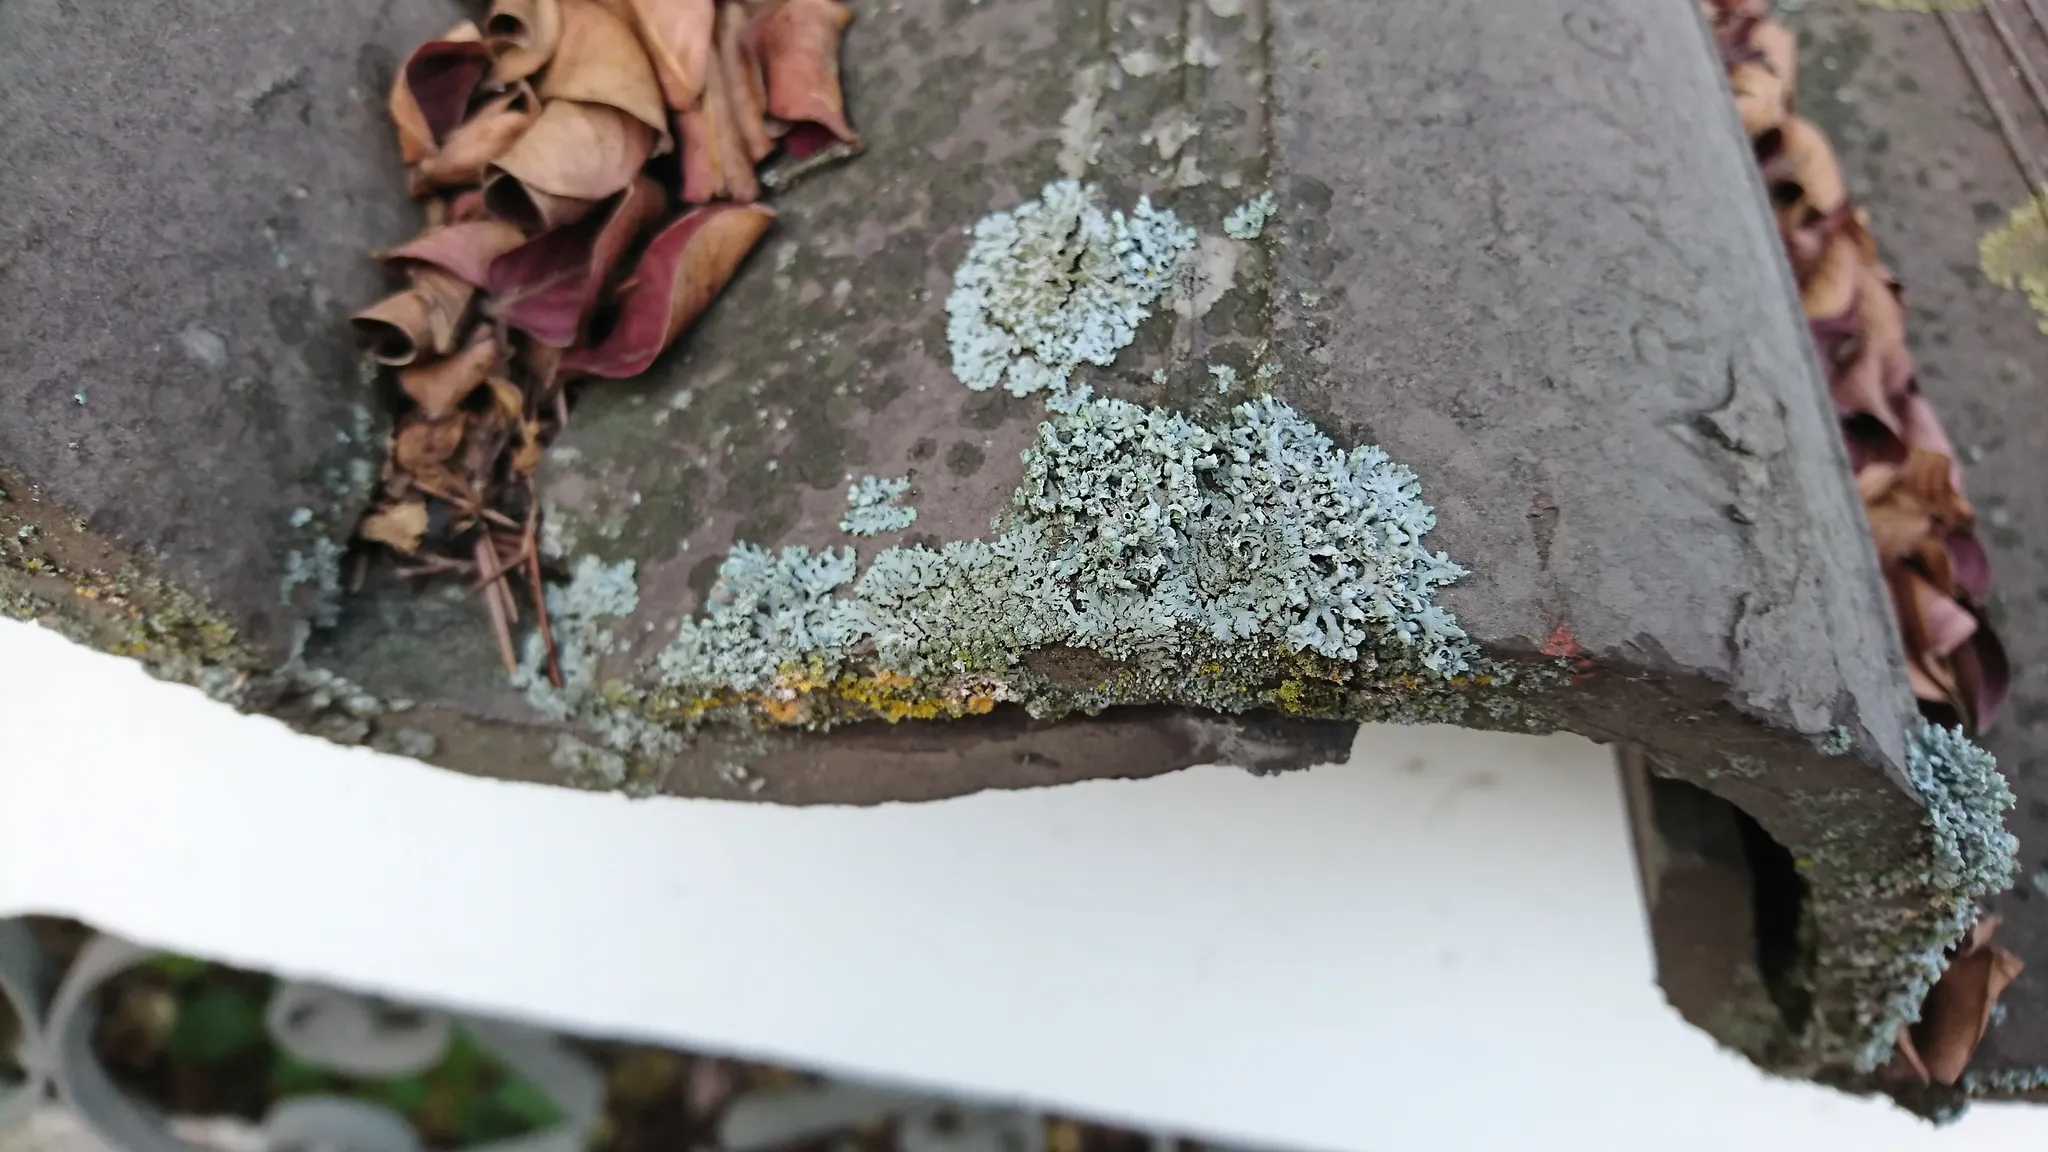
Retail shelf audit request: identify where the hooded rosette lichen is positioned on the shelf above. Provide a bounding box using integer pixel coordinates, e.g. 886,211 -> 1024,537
657,544 -> 866,694
944,180 -> 1195,398
839,475 -> 916,536
1794,722 -> 2019,1071
649,394 -> 1479,726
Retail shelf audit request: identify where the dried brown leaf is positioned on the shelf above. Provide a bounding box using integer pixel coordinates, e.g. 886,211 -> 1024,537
487,99 -> 653,222
542,0 -> 673,147
400,336 -> 499,420
747,0 -> 858,145
1775,117 -> 1844,216
412,267 -> 477,356
1908,915 -> 2026,1085
488,0 -> 564,84
394,414 -> 470,475
1729,63 -> 1786,136
1752,19 -> 1795,93
390,24 -> 491,166
360,501 -> 431,554
717,0 -> 776,162
627,0 -> 717,110
408,90 -> 539,195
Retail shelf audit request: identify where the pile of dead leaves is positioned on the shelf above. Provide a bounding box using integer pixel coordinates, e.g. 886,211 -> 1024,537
1708,0 -> 2007,735
1705,0 -> 2019,1089
350,0 -> 860,678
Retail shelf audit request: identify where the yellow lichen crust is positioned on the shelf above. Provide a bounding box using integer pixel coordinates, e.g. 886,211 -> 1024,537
1980,193 -> 2048,335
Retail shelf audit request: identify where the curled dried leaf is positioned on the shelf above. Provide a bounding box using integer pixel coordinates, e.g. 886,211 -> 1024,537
489,175 -> 670,346
400,336 -> 500,420
562,202 -> 775,377
390,24 -> 491,165
408,90 -> 539,195
542,0 -> 673,147
487,0 -> 564,84
486,99 -> 653,223
353,290 -> 440,366
1773,117 -> 1845,217
360,501 -> 432,554
412,267 -> 478,356
717,0 -> 777,162
377,220 -> 530,287
351,267 -> 476,365
628,0 -> 717,110
747,0 -> 858,145
1729,63 -> 1786,136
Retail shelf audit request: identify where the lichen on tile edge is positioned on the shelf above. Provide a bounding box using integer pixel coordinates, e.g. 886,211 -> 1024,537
1658,722 -> 2019,1080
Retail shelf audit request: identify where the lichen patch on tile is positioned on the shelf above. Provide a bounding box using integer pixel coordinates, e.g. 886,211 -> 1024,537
840,475 -> 917,536
648,392 -> 1479,728
1222,191 -> 1277,239
944,180 -> 1195,398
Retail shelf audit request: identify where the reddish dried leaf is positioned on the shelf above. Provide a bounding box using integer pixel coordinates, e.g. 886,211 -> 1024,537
360,501 -> 431,554
562,202 -> 775,378
627,0 -> 717,111
747,0 -> 858,145
400,337 -> 500,420
1910,571 -> 1980,660
378,220 -> 530,287
489,175 -> 669,346
408,90 -> 539,195
677,57 -> 762,202
487,100 -> 653,223
542,0 -> 672,146
487,0 -> 564,84
445,189 -> 490,223
390,24 -> 491,166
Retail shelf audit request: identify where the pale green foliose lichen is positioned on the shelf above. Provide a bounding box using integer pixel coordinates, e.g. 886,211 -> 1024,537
840,475 -> 917,536
1222,191 -> 1277,240
945,180 -> 1195,398
653,394 -> 1474,705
